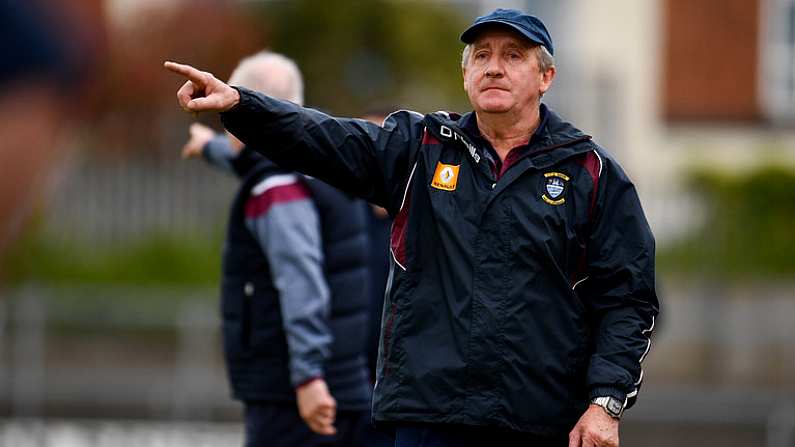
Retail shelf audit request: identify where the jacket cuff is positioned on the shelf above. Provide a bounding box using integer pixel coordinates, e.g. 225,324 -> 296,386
290,357 -> 326,390
294,376 -> 323,390
226,86 -> 246,112
589,386 -> 628,403
220,87 -> 247,126
221,87 -> 257,118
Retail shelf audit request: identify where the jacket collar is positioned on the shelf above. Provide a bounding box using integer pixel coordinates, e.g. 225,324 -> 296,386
458,104 -> 588,151
459,103 -> 550,145
424,105 -> 593,170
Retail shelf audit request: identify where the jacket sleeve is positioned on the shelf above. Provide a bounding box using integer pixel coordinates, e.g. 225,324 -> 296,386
220,87 -> 424,215
201,134 -> 236,174
578,153 -> 659,410
245,175 -> 332,387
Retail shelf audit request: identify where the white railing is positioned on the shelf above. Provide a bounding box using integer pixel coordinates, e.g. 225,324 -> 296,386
0,285 -> 234,420
41,155 -> 237,248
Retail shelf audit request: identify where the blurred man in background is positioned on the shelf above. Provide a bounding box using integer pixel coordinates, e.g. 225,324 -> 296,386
167,8 -> 659,447
180,51 -> 373,447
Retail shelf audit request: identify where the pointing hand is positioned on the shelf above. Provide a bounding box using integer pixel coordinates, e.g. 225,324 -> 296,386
164,61 -> 240,113
181,123 -> 215,159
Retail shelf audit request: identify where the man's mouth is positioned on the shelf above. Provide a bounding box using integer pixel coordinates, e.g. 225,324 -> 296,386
482,86 -> 508,92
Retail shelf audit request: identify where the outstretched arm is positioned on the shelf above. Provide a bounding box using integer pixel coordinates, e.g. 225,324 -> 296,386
165,61 -> 424,214
220,88 -> 422,213
181,123 -> 238,175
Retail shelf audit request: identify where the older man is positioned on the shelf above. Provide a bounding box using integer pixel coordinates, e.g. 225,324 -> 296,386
180,51 -> 374,447
166,9 -> 658,447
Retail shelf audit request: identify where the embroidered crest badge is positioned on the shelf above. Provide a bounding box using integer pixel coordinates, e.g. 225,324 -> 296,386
542,172 -> 570,205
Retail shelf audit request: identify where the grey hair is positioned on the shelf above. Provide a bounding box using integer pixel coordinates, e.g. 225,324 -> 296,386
534,45 -> 555,72
461,43 -> 555,72
461,45 -> 470,69
228,51 -> 304,105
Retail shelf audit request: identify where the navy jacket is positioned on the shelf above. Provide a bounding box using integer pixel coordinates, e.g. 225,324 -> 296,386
221,88 -> 659,436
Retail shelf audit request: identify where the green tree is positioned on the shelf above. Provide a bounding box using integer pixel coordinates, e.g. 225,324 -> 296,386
661,165 -> 795,279
252,0 -> 473,114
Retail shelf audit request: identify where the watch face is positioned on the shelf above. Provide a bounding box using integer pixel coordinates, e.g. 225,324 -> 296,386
607,398 -> 622,415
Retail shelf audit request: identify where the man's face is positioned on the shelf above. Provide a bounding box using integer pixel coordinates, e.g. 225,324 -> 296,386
463,28 -> 554,116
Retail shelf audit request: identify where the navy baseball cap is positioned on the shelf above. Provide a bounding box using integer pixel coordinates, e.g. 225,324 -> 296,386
460,8 -> 554,55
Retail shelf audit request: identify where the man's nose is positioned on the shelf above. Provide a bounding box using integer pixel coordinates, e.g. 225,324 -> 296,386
484,57 -> 504,77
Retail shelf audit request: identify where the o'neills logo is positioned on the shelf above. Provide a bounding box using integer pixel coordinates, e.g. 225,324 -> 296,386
542,172 -> 569,205
431,162 -> 460,191
439,125 -> 481,163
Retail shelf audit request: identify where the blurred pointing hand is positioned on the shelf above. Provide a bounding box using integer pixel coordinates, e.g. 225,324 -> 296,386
164,61 -> 240,113
181,123 -> 215,159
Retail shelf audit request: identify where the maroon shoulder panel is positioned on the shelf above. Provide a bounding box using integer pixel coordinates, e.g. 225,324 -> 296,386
390,180 -> 412,269
572,150 -> 602,286
421,130 -> 440,146
577,150 -> 601,220
244,182 -> 311,219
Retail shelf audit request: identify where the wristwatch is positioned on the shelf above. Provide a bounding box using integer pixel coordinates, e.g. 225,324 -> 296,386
591,396 -> 625,419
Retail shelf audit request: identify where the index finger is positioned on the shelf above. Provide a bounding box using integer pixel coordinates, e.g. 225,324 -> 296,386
164,61 -> 206,83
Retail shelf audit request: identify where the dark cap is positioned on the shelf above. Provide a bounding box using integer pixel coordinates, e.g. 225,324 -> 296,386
460,8 -> 554,56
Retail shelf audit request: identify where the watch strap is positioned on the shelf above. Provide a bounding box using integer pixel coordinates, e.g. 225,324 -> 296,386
591,395 -> 625,419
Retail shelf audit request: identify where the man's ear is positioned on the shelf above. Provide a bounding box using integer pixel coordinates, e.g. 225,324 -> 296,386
462,65 -> 469,93
539,66 -> 556,95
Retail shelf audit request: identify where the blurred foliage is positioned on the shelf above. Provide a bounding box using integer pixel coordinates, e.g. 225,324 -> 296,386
234,0 -> 471,115
4,228 -> 223,286
659,165 -> 795,278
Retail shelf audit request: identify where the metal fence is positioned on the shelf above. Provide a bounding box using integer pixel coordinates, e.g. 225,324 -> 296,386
2,283 -> 795,446
41,154 -> 236,249
0,419 -> 243,447
0,285 -> 235,421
